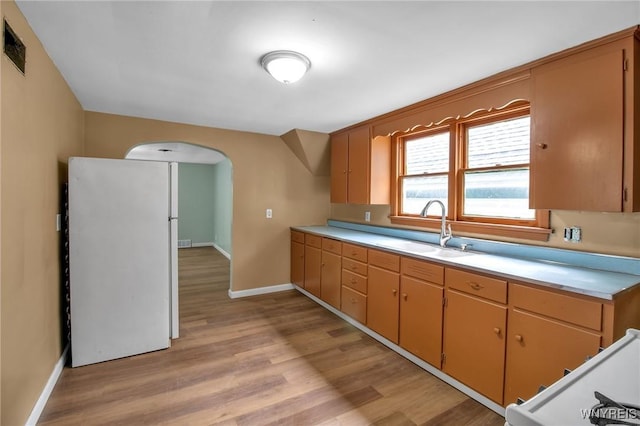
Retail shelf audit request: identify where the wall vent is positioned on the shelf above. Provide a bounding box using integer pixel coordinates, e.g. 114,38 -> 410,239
178,239 -> 192,248
3,19 -> 25,74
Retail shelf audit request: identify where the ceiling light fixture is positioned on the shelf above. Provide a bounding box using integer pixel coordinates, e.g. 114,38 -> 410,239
261,50 -> 311,84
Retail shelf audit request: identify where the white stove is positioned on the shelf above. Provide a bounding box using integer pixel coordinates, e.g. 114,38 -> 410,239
505,329 -> 639,426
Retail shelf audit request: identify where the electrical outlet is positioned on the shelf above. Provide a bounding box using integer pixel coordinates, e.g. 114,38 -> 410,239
364,211 -> 371,222
570,226 -> 581,242
266,208 -> 272,219
564,226 -> 581,242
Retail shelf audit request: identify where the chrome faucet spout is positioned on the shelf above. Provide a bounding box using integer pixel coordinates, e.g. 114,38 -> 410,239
420,200 -> 452,248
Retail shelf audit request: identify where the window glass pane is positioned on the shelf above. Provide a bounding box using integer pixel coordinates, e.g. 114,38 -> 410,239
463,169 -> 535,219
467,116 -> 530,168
405,132 -> 450,175
401,175 -> 448,215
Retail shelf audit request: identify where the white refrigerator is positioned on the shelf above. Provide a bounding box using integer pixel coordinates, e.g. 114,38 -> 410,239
68,157 -> 179,367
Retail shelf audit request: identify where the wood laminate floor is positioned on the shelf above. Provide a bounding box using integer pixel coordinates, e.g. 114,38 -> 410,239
39,247 -> 505,425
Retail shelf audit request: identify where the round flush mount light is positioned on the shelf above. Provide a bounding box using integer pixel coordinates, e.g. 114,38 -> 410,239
261,50 -> 311,84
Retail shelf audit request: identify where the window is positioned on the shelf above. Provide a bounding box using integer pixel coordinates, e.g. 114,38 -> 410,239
393,103 -> 550,240
401,129 -> 449,215
461,114 -> 534,221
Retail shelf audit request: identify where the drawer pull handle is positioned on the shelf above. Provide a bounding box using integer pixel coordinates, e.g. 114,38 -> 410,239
351,298 -> 357,304
515,334 -> 524,342
350,278 -> 357,284
536,143 -> 548,149
493,327 -> 501,335
467,281 -> 484,291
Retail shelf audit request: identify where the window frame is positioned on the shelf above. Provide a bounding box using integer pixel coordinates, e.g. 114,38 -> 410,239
390,102 -> 551,242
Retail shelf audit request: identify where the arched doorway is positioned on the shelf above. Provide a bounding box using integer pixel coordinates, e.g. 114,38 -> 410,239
125,141 -> 233,337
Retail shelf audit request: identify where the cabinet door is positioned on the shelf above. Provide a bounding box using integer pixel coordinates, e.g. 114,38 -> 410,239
443,290 -> 506,404
330,132 -> 349,203
531,48 -> 624,211
321,251 -> 341,309
400,276 -> 443,368
367,265 -> 400,343
291,241 -> 304,287
304,246 -> 321,297
347,126 -> 371,205
504,309 -> 601,405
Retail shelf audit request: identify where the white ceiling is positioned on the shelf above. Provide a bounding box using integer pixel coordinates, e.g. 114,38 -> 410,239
15,1 -> 640,136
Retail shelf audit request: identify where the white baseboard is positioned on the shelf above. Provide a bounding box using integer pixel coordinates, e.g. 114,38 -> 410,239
191,242 -> 214,248
25,344 -> 69,426
212,243 -> 231,260
228,283 -> 294,299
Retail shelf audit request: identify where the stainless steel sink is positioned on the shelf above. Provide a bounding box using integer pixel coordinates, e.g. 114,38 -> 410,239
376,239 -> 474,259
376,239 -> 438,254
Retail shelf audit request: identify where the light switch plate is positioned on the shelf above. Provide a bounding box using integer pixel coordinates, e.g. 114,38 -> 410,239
266,208 -> 272,219
364,211 -> 371,222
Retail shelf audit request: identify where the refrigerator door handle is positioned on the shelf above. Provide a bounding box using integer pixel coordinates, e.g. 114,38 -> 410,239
169,217 -> 178,221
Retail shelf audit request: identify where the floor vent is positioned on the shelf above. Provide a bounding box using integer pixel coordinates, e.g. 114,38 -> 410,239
178,239 -> 192,248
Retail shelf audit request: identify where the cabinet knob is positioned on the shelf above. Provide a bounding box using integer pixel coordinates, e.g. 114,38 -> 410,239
493,327 -> 501,335
402,293 -> 408,301
350,278 -> 357,284
351,298 -> 357,304
392,289 -> 397,295
515,334 -> 524,342
536,143 -> 548,149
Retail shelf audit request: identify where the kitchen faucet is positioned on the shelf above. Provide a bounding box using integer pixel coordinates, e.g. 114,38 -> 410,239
420,200 -> 452,248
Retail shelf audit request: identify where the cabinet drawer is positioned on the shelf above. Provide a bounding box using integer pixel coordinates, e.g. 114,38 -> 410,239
291,230 -> 305,244
342,270 -> 367,294
510,283 -> 603,331
342,258 -> 367,277
342,243 -> 368,262
341,286 -> 367,324
305,234 -> 322,249
368,249 -> 400,272
401,257 -> 444,285
445,268 -> 507,304
322,238 -> 342,255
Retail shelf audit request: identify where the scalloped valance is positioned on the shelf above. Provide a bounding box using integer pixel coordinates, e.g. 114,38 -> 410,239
372,72 -> 531,138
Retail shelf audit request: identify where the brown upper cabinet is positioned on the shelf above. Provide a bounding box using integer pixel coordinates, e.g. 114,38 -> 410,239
330,125 -> 390,204
530,31 -> 639,212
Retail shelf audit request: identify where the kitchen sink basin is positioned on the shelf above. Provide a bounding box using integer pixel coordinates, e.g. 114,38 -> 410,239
431,248 -> 473,259
376,239 -> 474,260
376,239 -> 438,254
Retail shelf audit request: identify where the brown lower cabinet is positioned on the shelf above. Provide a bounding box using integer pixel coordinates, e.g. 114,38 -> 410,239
303,234 -> 322,297
290,232 -> 305,287
503,283 -> 603,405
290,230 -> 640,408
320,249 -> 341,309
340,243 -> 368,323
443,289 -> 507,404
367,249 -> 400,343
399,275 -> 443,368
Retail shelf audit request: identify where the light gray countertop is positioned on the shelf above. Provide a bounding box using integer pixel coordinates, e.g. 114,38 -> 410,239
292,225 -> 640,300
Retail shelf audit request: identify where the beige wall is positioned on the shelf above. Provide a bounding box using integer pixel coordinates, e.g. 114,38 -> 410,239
83,112 -> 331,292
331,204 -> 640,258
1,1 -> 85,425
